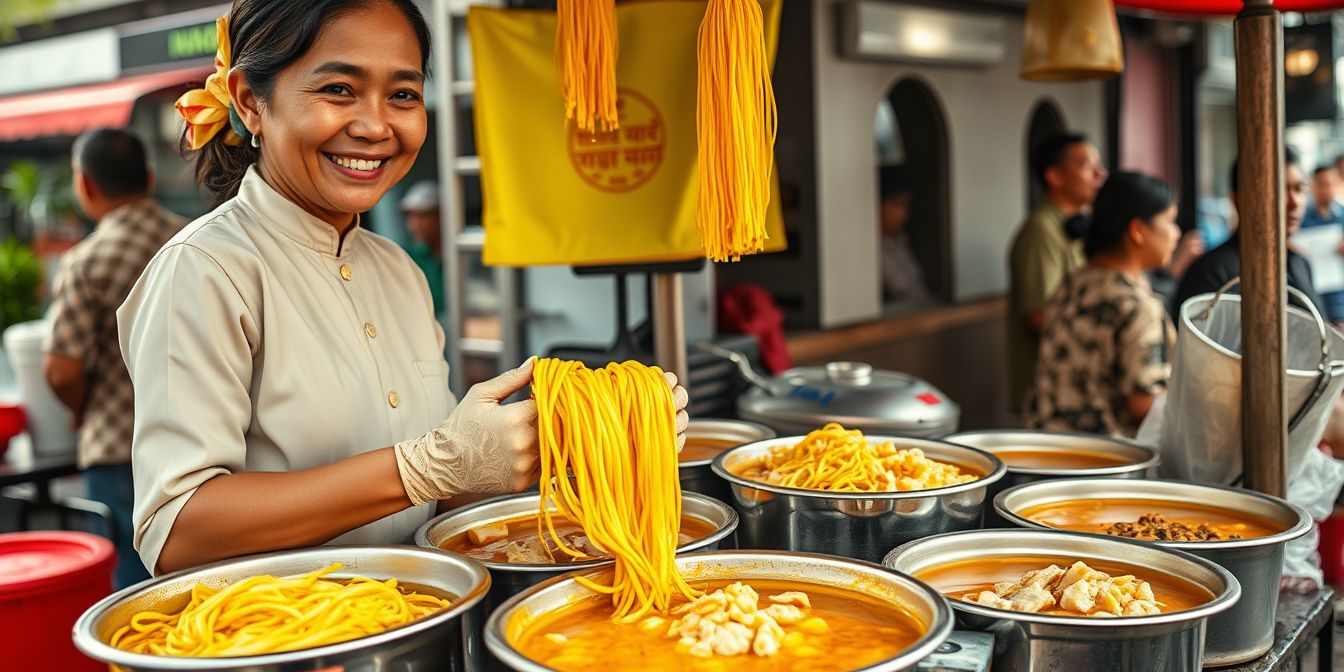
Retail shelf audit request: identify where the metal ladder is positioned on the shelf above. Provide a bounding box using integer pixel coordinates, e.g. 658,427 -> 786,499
429,0 -> 523,393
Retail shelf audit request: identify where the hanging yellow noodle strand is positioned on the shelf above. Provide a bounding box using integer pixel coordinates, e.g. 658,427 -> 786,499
108,564 -> 449,657
696,0 -> 778,262
534,358 -> 698,623
555,0 -> 619,132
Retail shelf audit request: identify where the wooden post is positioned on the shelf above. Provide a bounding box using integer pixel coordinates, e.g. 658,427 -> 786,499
652,273 -> 689,386
1235,0 -> 1287,498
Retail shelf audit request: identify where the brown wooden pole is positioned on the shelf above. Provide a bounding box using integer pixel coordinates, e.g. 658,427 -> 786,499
653,273 -> 689,386
1235,0 -> 1287,498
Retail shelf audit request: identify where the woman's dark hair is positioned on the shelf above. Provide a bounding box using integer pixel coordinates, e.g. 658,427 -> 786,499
1083,171 -> 1173,259
190,0 -> 432,207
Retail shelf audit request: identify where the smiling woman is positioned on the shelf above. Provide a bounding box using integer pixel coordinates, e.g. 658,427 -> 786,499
116,0 -> 690,578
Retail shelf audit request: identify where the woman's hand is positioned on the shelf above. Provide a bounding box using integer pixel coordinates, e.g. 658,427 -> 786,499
665,371 -> 690,452
394,359 -> 540,505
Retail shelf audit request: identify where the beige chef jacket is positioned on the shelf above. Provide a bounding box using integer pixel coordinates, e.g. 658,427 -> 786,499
118,166 -> 456,575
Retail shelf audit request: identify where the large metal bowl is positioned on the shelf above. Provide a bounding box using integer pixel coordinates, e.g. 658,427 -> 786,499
711,434 -> 1005,562
994,478 -> 1311,666
679,419 -> 776,505
414,491 -> 737,615
943,430 -> 1158,526
884,529 -> 1241,672
72,545 -> 491,671
485,549 -> 954,672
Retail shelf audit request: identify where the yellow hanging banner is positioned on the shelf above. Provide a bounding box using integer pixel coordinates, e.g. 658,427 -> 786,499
469,0 -> 784,267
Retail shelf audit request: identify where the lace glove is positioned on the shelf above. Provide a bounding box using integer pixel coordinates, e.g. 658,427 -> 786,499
667,371 -> 690,451
395,358 -> 540,506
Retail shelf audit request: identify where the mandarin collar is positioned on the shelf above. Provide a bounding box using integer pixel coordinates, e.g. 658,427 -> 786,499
236,165 -> 360,257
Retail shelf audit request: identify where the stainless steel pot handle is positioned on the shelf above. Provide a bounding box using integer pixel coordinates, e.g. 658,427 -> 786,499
694,341 -> 790,396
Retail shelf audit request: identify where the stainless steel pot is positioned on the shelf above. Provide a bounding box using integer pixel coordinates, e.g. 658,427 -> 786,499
994,478 -> 1311,666
72,545 -> 491,672
414,491 -> 737,616
884,529 -> 1241,672
485,549 -> 954,672
697,342 -> 960,437
943,430 -> 1159,526
711,435 -> 1005,562
679,419 -> 776,506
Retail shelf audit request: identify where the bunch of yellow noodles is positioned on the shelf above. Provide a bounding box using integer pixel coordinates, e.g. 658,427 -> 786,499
109,563 -> 449,657
738,423 -> 978,492
552,0 -> 777,262
533,358 -> 697,622
696,0 -> 777,262
555,0 -> 619,132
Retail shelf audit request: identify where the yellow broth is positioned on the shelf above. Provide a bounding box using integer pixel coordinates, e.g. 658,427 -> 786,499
916,556 -> 1213,616
1019,498 -> 1282,540
512,579 -> 927,672
680,437 -> 741,462
440,513 -> 716,563
991,448 -> 1134,470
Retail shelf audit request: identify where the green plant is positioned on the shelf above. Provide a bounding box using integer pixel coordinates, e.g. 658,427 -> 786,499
0,0 -> 59,43
0,238 -> 43,332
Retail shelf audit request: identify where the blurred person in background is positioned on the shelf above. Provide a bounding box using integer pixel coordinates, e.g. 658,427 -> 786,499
43,128 -> 185,588
1008,132 -> 1107,416
1025,172 -> 1180,438
1174,148 -> 1326,319
399,179 -> 445,315
1298,165 -> 1344,325
1333,154 -> 1344,202
877,164 -> 928,304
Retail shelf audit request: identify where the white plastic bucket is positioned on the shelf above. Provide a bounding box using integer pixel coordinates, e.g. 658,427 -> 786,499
3,320 -> 76,459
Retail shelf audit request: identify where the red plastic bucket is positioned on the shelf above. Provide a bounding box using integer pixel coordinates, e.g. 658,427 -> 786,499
1322,508 -> 1344,586
0,531 -> 115,671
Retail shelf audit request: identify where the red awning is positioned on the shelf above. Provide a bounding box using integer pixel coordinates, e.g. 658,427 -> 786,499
1115,0 -> 1344,14
0,66 -> 212,142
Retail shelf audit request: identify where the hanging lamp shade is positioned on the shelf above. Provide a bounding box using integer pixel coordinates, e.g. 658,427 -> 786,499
1113,0 -> 1344,14
1021,0 -> 1124,81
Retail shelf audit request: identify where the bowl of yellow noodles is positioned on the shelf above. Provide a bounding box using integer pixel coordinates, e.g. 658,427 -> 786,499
72,545 -> 489,671
711,424 -> 1005,562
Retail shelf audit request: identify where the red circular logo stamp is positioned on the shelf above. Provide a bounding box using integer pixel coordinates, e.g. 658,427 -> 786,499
567,88 -> 665,193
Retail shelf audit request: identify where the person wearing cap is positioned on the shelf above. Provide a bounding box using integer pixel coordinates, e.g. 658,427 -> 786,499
399,179 -> 445,316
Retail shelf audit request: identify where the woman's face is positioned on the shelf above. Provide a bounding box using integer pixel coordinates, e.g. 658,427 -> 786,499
244,4 -> 427,228
1140,204 -> 1181,269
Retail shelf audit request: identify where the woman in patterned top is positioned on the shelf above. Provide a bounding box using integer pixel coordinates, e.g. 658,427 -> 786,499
1025,172 -> 1181,437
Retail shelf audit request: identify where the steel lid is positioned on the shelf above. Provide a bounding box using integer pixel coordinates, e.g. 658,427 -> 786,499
736,361 -> 960,433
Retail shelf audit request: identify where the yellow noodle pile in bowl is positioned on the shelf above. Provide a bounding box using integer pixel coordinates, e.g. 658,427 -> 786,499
733,423 -> 978,492
109,563 -> 449,657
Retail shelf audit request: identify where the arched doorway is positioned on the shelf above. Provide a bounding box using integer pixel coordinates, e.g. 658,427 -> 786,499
1025,98 -> 1067,206
874,77 -> 952,305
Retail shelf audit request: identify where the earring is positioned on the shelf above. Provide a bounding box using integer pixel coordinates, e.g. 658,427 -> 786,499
251,134 -> 261,149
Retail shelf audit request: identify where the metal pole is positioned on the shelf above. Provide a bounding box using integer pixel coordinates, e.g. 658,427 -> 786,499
1235,0 -> 1287,498
652,273 -> 689,386
431,0 -> 465,393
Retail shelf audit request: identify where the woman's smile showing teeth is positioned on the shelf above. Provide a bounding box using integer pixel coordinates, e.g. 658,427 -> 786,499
325,153 -> 388,178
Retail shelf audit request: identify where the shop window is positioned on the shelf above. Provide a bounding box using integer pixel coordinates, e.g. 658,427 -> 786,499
1025,98 -> 1067,207
874,78 -> 952,309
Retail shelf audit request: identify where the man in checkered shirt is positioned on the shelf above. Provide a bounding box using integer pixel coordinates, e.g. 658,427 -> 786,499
43,129 -> 185,588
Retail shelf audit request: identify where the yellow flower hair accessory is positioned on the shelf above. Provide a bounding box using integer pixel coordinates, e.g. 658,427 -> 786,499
175,16 -> 242,150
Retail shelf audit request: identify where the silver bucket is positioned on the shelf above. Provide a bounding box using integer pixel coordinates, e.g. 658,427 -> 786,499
73,545 -> 491,671
994,478 -> 1311,666
414,491 -> 737,616
943,430 -> 1159,526
884,529 -> 1241,672
679,419 -> 776,507
485,549 -> 954,672
711,435 -> 1005,562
